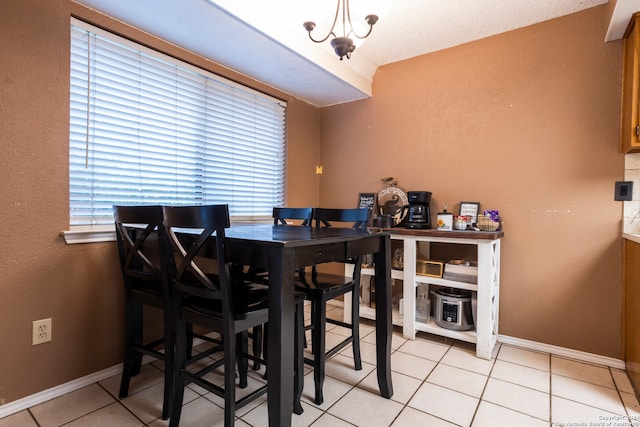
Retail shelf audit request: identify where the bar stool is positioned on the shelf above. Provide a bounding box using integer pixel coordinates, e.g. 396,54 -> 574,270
162,205 -> 305,427
273,207 -> 314,226
296,207 -> 370,405
113,205 -> 174,420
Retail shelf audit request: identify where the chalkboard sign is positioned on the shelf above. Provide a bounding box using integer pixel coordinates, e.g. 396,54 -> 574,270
358,193 -> 377,214
358,193 -> 376,227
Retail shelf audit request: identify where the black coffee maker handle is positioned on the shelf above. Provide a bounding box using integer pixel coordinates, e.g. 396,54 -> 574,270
396,205 -> 409,227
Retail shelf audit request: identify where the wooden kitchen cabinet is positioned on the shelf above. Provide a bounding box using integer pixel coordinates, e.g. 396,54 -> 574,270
625,238 -> 640,395
621,13 -> 640,153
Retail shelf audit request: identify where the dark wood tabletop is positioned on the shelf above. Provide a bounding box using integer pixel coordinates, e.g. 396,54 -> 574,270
224,224 -> 393,427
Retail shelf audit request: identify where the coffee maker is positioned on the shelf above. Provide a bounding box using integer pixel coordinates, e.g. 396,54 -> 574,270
405,191 -> 432,229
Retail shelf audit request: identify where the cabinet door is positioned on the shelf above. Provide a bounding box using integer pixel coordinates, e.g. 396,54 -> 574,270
625,239 -> 640,393
621,14 -> 640,154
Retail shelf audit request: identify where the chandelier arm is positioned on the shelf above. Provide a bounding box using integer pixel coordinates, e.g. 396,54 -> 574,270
341,0 -> 348,37
345,0 -> 377,40
350,22 -> 376,40
305,0 -> 342,44
345,0 -> 352,37
306,30 -> 335,44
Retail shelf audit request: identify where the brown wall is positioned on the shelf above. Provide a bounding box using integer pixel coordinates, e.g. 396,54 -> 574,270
607,0 -> 618,25
319,5 -> 624,357
0,0 -> 320,405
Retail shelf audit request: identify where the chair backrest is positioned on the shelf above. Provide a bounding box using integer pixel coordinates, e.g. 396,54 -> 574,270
305,207 -> 369,281
313,207 -> 370,232
273,207 -> 314,226
113,205 -> 165,286
162,204 -> 232,304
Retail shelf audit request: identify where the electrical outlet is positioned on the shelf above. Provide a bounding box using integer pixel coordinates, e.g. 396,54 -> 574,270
32,318 -> 52,345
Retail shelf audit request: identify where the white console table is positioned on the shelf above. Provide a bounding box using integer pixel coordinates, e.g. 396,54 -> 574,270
345,228 -> 503,359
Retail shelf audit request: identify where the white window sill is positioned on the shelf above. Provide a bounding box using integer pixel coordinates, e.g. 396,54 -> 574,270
61,226 -> 116,245
61,218 -> 273,244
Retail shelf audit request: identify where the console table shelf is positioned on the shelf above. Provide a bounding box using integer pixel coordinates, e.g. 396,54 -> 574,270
346,228 -> 503,359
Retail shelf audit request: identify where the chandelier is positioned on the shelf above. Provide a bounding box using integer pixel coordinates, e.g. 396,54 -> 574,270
303,0 -> 379,60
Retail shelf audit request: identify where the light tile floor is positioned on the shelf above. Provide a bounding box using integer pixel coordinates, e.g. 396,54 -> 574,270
2,305 -> 640,427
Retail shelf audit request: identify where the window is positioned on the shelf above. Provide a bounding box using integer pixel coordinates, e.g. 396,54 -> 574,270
69,19 -> 286,227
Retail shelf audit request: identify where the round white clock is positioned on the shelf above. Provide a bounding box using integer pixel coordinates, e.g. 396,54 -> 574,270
377,186 -> 408,226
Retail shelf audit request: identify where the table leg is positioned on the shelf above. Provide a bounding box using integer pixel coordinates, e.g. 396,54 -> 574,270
267,250 -> 295,427
374,234 -> 393,399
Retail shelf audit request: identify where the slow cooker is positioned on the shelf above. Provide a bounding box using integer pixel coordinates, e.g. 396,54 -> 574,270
432,288 -> 474,331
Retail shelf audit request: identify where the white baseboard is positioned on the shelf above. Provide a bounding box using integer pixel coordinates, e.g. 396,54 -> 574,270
498,334 -> 625,370
0,363 -> 123,419
0,333 -> 626,420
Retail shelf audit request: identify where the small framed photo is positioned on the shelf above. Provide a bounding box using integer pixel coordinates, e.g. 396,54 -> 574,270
358,193 -> 377,225
358,193 -> 377,211
459,202 -> 480,224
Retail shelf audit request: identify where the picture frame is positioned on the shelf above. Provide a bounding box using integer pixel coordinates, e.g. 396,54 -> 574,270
459,201 -> 480,224
358,193 -> 377,226
358,193 -> 377,211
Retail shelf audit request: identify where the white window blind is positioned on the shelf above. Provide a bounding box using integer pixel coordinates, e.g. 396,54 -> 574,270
69,19 -> 286,226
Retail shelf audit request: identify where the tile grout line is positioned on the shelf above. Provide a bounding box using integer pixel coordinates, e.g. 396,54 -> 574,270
468,342 -> 501,426
608,366 -> 635,425
25,409 -> 41,427
386,337 -> 461,427
96,370 -> 159,427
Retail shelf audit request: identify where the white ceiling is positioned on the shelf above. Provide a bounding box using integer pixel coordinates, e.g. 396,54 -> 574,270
74,0 -> 634,107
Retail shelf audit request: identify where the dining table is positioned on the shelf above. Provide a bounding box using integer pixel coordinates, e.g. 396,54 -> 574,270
224,223 -> 393,427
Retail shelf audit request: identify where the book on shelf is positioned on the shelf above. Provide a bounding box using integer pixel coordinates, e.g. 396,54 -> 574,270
443,261 -> 477,284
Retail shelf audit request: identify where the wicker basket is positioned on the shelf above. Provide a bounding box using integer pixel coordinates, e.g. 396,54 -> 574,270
476,215 -> 500,231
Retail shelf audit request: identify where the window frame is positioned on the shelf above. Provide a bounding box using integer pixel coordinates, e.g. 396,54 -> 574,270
64,19 -> 286,243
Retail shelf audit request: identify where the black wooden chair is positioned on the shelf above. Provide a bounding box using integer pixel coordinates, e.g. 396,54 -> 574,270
244,207 -> 314,286
243,206 -> 315,365
296,207 -> 370,405
234,207 -> 313,370
162,205 -> 304,427
113,205 -> 175,420
273,207 -> 314,226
